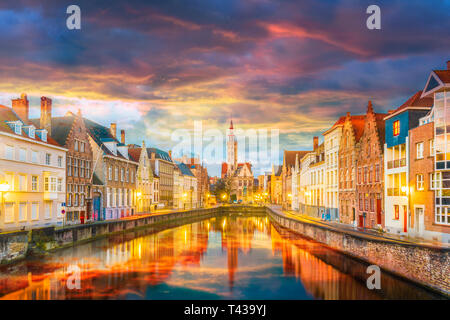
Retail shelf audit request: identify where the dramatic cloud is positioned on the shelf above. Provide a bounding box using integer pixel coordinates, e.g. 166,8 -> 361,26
0,0 -> 449,175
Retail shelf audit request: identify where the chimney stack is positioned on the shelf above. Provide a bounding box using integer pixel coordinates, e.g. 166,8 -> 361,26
12,93 -> 29,122
110,123 -> 117,139
313,136 -> 319,151
120,129 -> 125,144
40,96 -> 52,135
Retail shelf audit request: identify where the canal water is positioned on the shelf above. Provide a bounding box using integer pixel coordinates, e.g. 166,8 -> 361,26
0,215 -> 444,300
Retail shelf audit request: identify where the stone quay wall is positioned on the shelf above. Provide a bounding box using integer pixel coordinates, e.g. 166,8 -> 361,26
266,207 -> 450,296
0,205 -> 265,264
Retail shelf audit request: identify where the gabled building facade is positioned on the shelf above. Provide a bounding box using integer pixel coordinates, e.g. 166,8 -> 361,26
129,141 -> 154,214
323,116 -> 344,221
148,148 -> 175,208
355,101 -> 387,229
85,121 -> 138,220
338,113 -> 365,225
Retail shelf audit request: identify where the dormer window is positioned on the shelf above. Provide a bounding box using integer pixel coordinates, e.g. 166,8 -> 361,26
36,129 -> 48,142
23,125 -> 36,139
6,120 -> 23,135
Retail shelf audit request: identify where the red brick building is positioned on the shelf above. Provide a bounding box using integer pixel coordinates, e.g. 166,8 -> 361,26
408,121 -> 449,239
355,101 -> 387,229
338,112 -> 365,225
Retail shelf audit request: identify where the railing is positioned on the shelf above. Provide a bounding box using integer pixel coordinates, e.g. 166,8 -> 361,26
387,158 -> 406,169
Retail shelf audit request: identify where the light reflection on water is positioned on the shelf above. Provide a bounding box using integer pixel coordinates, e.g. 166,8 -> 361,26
0,215 -> 443,300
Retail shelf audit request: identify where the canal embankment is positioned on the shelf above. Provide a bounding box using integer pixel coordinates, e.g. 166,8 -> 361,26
266,206 -> 450,297
0,205 -> 266,265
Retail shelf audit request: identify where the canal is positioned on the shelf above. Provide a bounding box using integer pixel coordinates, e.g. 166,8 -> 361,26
0,214 -> 444,300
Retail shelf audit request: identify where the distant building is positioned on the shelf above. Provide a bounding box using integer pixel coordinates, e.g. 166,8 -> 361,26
282,150 -> 309,209
148,148 -> 175,208
221,120 -> 254,203
129,141 -> 155,213
0,95 -> 67,231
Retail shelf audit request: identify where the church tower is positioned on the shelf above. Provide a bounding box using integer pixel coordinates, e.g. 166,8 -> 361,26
227,119 -> 238,172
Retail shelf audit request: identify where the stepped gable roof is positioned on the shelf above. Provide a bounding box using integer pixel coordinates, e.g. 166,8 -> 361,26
374,112 -> 388,146
176,161 -> 195,177
30,113 -> 79,146
283,150 -> 310,168
146,147 -> 172,162
348,115 -> 366,143
322,115 -> 346,135
0,105 -> 61,147
233,162 -> 252,177
385,91 -> 433,120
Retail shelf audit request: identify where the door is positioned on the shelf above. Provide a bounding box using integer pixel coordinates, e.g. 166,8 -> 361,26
415,207 -> 424,235
376,199 -> 382,225
358,215 -> 364,228
93,194 -> 101,221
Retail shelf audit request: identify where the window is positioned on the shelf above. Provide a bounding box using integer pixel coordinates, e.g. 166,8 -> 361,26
5,203 -> 14,223
430,172 -> 441,190
429,139 -> 434,156
416,142 -> 424,159
121,168 -> 124,182
359,193 -> 363,210
416,174 -> 424,191
375,164 -> 380,182
19,202 -> 27,221
19,148 -> 27,161
44,201 -> 51,219
45,153 -> 51,165
19,175 -> 27,191
57,178 -> 63,192
31,176 -> 38,191
5,145 -> 14,160
44,177 -> 57,192
31,150 -> 38,163
393,120 -> 400,136
67,193 -> 72,207
115,167 -> 119,181
109,166 -> 113,180
58,156 -> 63,167
394,205 -> 399,220
31,202 -> 38,220
74,140 -> 79,151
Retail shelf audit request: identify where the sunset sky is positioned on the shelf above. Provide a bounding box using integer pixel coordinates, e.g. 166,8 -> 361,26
0,0 -> 449,176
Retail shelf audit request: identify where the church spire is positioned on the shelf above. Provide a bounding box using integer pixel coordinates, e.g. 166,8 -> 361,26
230,119 -> 234,130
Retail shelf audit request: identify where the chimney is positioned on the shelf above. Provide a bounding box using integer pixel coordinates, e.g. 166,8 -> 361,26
447,60 -> 450,70
40,96 -> 52,135
110,123 -> 117,139
313,136 -> 319,151
120,129 -> 125,144
12,93 -> 29,122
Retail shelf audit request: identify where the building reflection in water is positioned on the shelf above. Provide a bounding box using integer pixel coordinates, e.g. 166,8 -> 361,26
0,215 -> 441,300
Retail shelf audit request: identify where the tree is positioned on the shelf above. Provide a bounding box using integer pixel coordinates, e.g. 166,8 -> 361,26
212,177 -> 232,202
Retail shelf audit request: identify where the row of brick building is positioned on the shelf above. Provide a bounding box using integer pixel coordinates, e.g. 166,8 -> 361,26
0,95 -> 209,231
279,60 -> 450,243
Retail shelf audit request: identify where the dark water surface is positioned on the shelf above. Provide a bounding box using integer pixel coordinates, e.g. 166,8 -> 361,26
0,215 -> 444,299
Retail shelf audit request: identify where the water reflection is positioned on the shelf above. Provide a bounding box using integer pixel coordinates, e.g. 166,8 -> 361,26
0,215 -> 442,300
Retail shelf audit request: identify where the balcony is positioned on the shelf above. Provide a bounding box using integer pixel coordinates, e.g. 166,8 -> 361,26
387,158 -> 406,169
